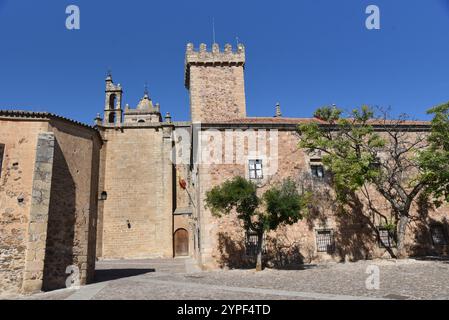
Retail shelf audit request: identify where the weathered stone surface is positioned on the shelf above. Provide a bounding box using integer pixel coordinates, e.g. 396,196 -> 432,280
97,125 -> 173,259
0,117 -> 101,295
0,120 -> 48,295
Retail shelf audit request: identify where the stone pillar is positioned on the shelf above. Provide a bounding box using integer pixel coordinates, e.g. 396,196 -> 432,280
22,133 -> 55,293
161,124 -> 174,257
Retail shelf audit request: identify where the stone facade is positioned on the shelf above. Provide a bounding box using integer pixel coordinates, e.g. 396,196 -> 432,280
1,42 -> 448,295
185,43 -> 246,123
95,42 -> 448,269
192,126 -> 449,269
0,112 -> 101,295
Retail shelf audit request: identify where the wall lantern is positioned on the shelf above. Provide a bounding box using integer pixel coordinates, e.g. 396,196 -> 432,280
100,191 -> 108,201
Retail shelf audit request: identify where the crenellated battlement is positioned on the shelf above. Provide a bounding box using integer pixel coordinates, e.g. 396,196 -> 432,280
185,42 -> 245,64
184,43 -> 245,89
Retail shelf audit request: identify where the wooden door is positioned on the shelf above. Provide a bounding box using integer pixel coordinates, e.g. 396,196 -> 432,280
174,229 -> 189,256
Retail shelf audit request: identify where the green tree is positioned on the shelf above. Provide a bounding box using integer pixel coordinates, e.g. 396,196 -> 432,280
205,176 -> 308,271
420,103 -> 449,206
299,105 -> 430,257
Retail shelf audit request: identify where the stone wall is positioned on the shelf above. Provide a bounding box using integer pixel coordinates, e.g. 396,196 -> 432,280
185,43 -> 246,123
98,125 -> 173,259
42,120 -> 101,291
194,127 -> 449,269
0,116 -> 101,295
0,120 -> 49,295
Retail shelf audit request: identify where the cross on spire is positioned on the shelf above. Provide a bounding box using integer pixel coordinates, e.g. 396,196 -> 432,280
144,82 -> 149,97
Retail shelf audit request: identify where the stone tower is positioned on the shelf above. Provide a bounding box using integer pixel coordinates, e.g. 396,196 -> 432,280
185,43 -> 247,123
104,73 -> 123,126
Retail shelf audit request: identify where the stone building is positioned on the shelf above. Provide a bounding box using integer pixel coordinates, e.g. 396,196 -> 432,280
0,111 -> 101,295
1,42 -> 448,295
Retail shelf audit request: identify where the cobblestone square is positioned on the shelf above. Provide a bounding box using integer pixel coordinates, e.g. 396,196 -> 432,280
7,258 -> 448,300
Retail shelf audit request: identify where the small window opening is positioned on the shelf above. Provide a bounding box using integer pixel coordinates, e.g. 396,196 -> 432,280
430,224 -> 448,246
108,112 -> 115,124
109,94 -> 116,110
249,159 -> 263,180
378,226 -> 396,248
316,229 -> 335,253
311,165 -> 324,178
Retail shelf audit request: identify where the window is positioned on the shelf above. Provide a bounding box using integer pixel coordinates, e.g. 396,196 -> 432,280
378,227 -> 396,248
430,224 -> 448,246
0,144 -> 4,178
249,159 -> 263,180
311,165 -> 324,178
245,231 -> 266,256
316,229 -> 335,253
108,112 -> 115,124
109,94 -> 116,110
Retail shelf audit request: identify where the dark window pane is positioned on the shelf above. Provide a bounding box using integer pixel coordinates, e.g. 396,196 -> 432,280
311,165 -> 324,178
430,225 -> 448,246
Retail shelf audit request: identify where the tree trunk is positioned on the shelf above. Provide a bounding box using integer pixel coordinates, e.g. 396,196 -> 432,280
396,214 -> 409,258
255,232 -> 264,271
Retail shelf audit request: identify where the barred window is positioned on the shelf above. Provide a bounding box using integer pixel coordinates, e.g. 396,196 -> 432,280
249,159 -> 263,180
430,224 -> 448,246
245,231 -> 266,256
378,227 -> 396,248
311,165 -> 324,178
0,144 -> 4,178
315,229 -> 335,253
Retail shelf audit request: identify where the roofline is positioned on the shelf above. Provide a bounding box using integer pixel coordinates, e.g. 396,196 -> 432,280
0,110 -> 103,140
196,121 -> 431,131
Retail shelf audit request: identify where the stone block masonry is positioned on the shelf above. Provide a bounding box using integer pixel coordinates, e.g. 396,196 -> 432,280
22,132 -> 55,293
185,43 -> 246,123
0,113 -> 101,295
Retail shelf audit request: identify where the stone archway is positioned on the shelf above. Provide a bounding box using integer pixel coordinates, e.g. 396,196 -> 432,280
174,228 -> 189,257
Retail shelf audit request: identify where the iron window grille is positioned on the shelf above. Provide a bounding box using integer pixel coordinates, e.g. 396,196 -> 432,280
377,227 -> 396,248
315,229 -> 335,253
245,231 -> 266,256
249,159 -> 263,180
311,165 -> 324,178
430,224 -> 448,246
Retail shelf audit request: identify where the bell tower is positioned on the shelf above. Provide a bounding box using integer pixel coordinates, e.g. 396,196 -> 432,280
104,72 -> 123,126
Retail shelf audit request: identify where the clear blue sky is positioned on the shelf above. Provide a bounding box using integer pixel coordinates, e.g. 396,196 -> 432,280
1,0 -> 449,124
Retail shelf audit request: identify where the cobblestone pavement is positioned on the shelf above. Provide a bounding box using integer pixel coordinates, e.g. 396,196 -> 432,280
11,257 -> 449,300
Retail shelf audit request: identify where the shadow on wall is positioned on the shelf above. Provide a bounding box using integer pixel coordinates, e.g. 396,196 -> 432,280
409,197 -> 449,257
42,139 -> 76,291
216,231 -> 311,270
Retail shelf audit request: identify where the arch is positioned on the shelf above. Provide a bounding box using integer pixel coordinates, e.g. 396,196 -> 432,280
174,228 -> 189,257
108,112 -> 115,124
137,119 -> 145,123
109,94 -> 116,110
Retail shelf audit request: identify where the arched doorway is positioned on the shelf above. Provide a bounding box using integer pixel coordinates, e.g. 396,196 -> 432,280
174,228 -> 189,257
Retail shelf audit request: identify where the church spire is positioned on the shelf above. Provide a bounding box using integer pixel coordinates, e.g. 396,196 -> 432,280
144,82 -> 149,98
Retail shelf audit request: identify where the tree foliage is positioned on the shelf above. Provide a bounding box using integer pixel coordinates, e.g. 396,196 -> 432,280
205,176 -> 308,270
299,105 -> 385,203
299,105 -> 431,257
419,103 -> 449,206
